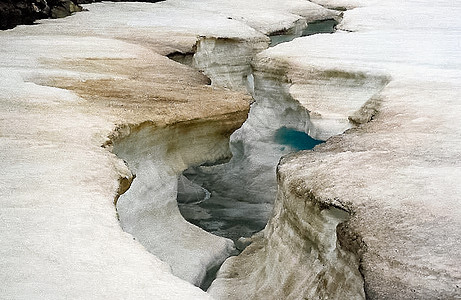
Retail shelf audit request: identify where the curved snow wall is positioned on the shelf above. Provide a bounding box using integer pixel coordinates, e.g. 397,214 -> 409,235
170,36 -> 269,91
107,111 -> 248,287
178,48 -> 325,243
209,152 -> 366,299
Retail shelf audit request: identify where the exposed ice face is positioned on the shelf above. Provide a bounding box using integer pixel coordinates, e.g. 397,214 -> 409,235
176,5 -> 345,244
192,37 -> 268,90
188,32 -> 386,299
112,119 -> 246,287
208,0 -> 461,299
208,173 -> 366,299
177,68 -> 318,241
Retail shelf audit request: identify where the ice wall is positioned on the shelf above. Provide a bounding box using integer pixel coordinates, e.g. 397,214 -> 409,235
177,64 -> 314,242
176,3 -> 343,244
111,118 -> 246,286
209,156 -> 365,299
180,44 -> 388,243
207,50 -> 388,300
193,36 -> 268,90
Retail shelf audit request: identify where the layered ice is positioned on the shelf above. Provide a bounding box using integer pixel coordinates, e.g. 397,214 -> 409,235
179,39 -> 386,244
111,121 -> 242,286
173,1 -> 344,245
178,64 -> 318,241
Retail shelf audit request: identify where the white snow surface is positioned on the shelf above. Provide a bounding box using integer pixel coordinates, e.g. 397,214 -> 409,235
0,36 -> 212,300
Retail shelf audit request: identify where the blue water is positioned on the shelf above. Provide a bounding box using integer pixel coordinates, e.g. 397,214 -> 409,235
302,19 -> 337,36
274,127 -> 324,151
269,19 -> 338,47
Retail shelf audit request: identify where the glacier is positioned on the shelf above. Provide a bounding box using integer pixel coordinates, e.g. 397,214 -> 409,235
1,0 -> 460,299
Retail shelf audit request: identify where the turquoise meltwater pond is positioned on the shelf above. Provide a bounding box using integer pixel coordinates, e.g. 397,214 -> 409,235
274,126 -> 324,151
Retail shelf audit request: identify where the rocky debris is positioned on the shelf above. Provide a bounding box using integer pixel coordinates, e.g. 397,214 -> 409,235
0,0 -> 164,30
50,0 -> 82,19
1,1 -> 46,29
0,0 -> 79,29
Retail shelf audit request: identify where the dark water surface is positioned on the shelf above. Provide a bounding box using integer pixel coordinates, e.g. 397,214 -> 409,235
274,126 -> 324,151
269,18 -> 338,47
178,127 -> 324,244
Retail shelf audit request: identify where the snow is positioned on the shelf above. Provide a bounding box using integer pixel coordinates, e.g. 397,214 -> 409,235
0,65 -> 213,299
2,0 -> 460,298
0,2 -> 255,298
1,0 -> 335,297
210,0 -> 461,298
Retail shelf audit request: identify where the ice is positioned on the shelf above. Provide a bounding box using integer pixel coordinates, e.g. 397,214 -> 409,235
209,0 -> 461,298
0,1 -> 257,297
2,0 -> 459,298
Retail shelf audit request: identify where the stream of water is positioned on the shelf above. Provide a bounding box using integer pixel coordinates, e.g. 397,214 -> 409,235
177,127 -> 324,242
173,16 -> 336,290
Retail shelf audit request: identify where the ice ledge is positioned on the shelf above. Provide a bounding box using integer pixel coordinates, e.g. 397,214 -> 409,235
291,78 -> 461,298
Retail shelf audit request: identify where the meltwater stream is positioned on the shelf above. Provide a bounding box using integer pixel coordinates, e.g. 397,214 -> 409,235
176,19 -> 334,249
178,126 -> 324,243
269,19 -> 338,47
172,16 -> 338,290
274,127 -> 324,151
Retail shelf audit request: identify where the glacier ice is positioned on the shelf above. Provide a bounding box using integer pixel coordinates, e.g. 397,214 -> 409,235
209,0 -> 461,299
2,0 -> 460,299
